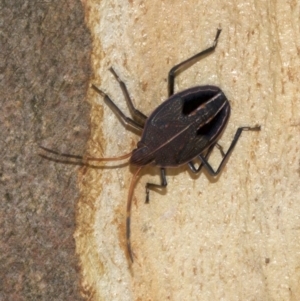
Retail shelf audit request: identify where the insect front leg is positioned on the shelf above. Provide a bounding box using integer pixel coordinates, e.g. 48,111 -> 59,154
168,28 -> 222,97
92,84 -> 144,132
197,126 -> 261,176
109,68 -> 148,127
145,168 -> 167,203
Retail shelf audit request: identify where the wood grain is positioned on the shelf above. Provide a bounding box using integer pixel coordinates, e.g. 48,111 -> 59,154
77,1 -> 300,300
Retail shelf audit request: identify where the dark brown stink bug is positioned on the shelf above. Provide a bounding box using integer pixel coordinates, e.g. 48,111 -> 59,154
40,29 -> 260,262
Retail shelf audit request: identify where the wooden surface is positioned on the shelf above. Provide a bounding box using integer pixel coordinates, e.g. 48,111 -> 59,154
77,0 -> 300,300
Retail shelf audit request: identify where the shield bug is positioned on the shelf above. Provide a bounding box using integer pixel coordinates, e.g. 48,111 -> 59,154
40,29 -> 260,262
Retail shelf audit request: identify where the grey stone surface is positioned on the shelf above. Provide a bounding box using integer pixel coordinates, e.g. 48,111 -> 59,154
1,1 -> 91,300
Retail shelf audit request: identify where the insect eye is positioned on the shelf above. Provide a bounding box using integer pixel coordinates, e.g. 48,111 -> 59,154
182,90 -> 218,115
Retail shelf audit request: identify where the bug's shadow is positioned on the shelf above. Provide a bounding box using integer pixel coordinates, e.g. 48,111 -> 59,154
133,161 -> 224,201
188,164 -> 223,184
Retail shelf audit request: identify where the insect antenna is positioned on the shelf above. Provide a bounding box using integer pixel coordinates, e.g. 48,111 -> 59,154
126,166 -> 142,262
39,145 -> 132,167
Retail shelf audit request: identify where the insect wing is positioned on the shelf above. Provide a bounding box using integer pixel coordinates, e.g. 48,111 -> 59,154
178,106 -> 230,165
137,86 -> 229,167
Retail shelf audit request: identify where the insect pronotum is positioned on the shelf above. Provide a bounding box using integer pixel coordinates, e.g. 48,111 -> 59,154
40,29 -> 260,262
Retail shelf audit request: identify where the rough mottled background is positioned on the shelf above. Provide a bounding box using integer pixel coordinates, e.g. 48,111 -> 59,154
79,0 -> 300,300
1,1 -> 91,300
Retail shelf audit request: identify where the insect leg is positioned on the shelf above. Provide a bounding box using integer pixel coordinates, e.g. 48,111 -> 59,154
168,28 -> 222,97
215,142 -> 226,157
145,168 -> 167,203
188,144 -> 216,173
109,68 -> 148,127
189,142 -> 226,173
92,84 -> 144,132
197,126 -> 261,176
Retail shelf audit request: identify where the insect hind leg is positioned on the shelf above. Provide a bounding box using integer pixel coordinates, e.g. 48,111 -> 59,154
188,144 -> 216,173
145,168 -> 167,203
197,126 -> 261,176
188,142 -> 226,173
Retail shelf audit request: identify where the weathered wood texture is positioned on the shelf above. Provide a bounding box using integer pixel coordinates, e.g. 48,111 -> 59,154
77,1 -> 300,300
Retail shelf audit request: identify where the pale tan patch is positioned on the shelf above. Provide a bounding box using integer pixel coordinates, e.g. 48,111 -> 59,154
77,0 -> 300,300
